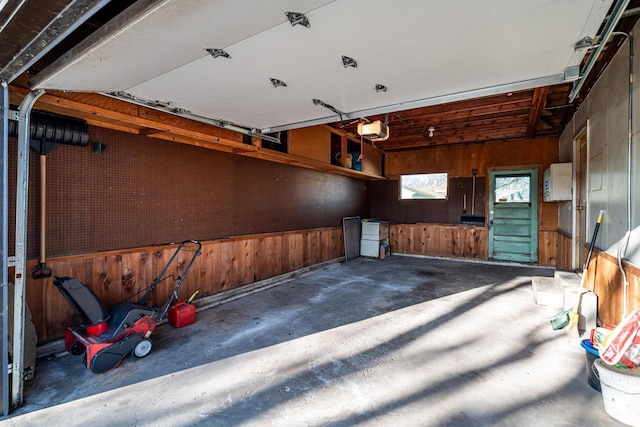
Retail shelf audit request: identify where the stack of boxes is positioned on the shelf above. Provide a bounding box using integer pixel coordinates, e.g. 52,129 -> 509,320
360,220 -> 390,259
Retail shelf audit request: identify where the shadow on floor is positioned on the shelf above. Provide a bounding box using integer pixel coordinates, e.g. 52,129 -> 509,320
9,256 -> 613,426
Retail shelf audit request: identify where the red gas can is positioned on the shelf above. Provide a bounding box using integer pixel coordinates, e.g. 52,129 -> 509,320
168,302 -> 196,328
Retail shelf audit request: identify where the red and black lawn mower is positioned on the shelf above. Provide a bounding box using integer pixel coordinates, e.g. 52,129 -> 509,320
54,240 -> 201,373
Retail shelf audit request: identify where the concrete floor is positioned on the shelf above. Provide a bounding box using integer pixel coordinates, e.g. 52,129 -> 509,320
1,256 -> 625,426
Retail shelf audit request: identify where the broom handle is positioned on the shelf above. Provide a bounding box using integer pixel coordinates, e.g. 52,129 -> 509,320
583,210 -> 604,271
40,154 -> 46,264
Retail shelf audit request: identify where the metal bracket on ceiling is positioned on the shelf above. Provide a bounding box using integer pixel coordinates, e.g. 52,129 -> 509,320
105,91 -> 281,144
375,84 -> 387,93
564,66 -> 580,81
574,36 -> 594,51
285,11 -> 310,28
569,0 -> 630,102
312,98 -> 344,121
248,128 -> 281,144
149,99 -> 172,108
342,55 -> 358,68
110,91 -> 188,116
270,78 -> 287,88
206,48 -> 231,59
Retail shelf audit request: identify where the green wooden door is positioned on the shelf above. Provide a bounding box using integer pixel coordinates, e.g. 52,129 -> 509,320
488,168 -> 538,263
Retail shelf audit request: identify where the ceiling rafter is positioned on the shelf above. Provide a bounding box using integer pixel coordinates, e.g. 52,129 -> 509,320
526,86 -> 550,138
391,114 -> 531,139
380,127 -> 528,151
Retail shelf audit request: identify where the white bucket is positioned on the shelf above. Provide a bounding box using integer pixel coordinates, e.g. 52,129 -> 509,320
593,359 -> 640,426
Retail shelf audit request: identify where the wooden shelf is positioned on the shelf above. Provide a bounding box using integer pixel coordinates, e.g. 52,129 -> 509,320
247,146 -> 385,180
9,85 -> 385,181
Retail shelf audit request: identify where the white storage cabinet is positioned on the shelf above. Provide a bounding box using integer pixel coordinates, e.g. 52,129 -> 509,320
543,163 -> 572,201
360,221 -> 390,257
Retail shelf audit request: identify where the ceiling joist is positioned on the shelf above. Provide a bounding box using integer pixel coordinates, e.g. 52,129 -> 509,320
526,86 -> 550,138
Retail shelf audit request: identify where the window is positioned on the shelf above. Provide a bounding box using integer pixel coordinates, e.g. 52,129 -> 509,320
400,173 -> 448,200
494,175 -> 530,203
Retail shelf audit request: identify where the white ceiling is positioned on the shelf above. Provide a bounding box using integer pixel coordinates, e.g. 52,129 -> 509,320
32,0 -> 613,132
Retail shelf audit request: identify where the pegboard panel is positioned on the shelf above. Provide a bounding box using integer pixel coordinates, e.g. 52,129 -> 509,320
232,155 -> 369,235
8,126 -> 369,258
369,177 -> 486,225
44,127 -> 236,256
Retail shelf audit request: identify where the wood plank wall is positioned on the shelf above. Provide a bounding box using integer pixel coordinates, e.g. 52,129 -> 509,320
556,231 -> 572,270
24,227 -> 344,343
384,136 -> 560,266
390,223 -> 557,266
584,250 -> 640,325
539,230 -> 558,266
288,127 -> 332,163
555,231 -> 639,324
385,137 -> 559,179
7,127 -> 368,258
390,224 -> 488,259
370,178 -> 487,225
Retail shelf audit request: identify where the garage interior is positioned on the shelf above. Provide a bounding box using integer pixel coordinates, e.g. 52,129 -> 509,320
1,0 -> 640,425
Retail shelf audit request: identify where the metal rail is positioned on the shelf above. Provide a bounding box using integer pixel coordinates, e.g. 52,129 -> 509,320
569,0 -> 631,102
1,79 -> 9,417
11,89 -> 44,408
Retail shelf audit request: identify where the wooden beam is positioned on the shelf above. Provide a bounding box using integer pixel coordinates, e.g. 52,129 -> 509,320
246,148 -> 385,180
9,84 -> 387,181
388,121 -> 529,143
391,113 -> 530,139
397,99 -> 533,123
396,90 -> 534,119
10,85 -> 255,151
378,126 -> 528,150
84,119 -> 141,135
137,127 -> 164,136
526,86 -> 550,139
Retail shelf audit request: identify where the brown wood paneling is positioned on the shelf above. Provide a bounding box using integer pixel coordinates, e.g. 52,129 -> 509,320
92,255 -> 123,307
26,227 -> 344,343
371,177 -> 486,225
200,241 -> 221,297
538,230 -> 558,267
284,233 -> 304,272
589,250 -> 640,325
381,136 -> 558,265
218,240 -> 238,293
10,85 -> 384,180
539,201 -> 559,231
390,223 -> 488,260
288,127 -> 332,162
556,231 -> 572,270
255,235 -> 282,281
7,126 -> 369,259
385,137 -> 558,179
389,223 -> 554,266
230,154 -> 369,236
361,142 -> 383,176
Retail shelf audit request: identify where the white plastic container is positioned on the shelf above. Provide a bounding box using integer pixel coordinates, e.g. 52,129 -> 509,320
593,359 -> 640,426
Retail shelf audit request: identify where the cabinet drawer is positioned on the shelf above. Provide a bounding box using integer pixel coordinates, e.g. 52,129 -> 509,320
361,221 -> 389,239
360,239 -> 381,257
